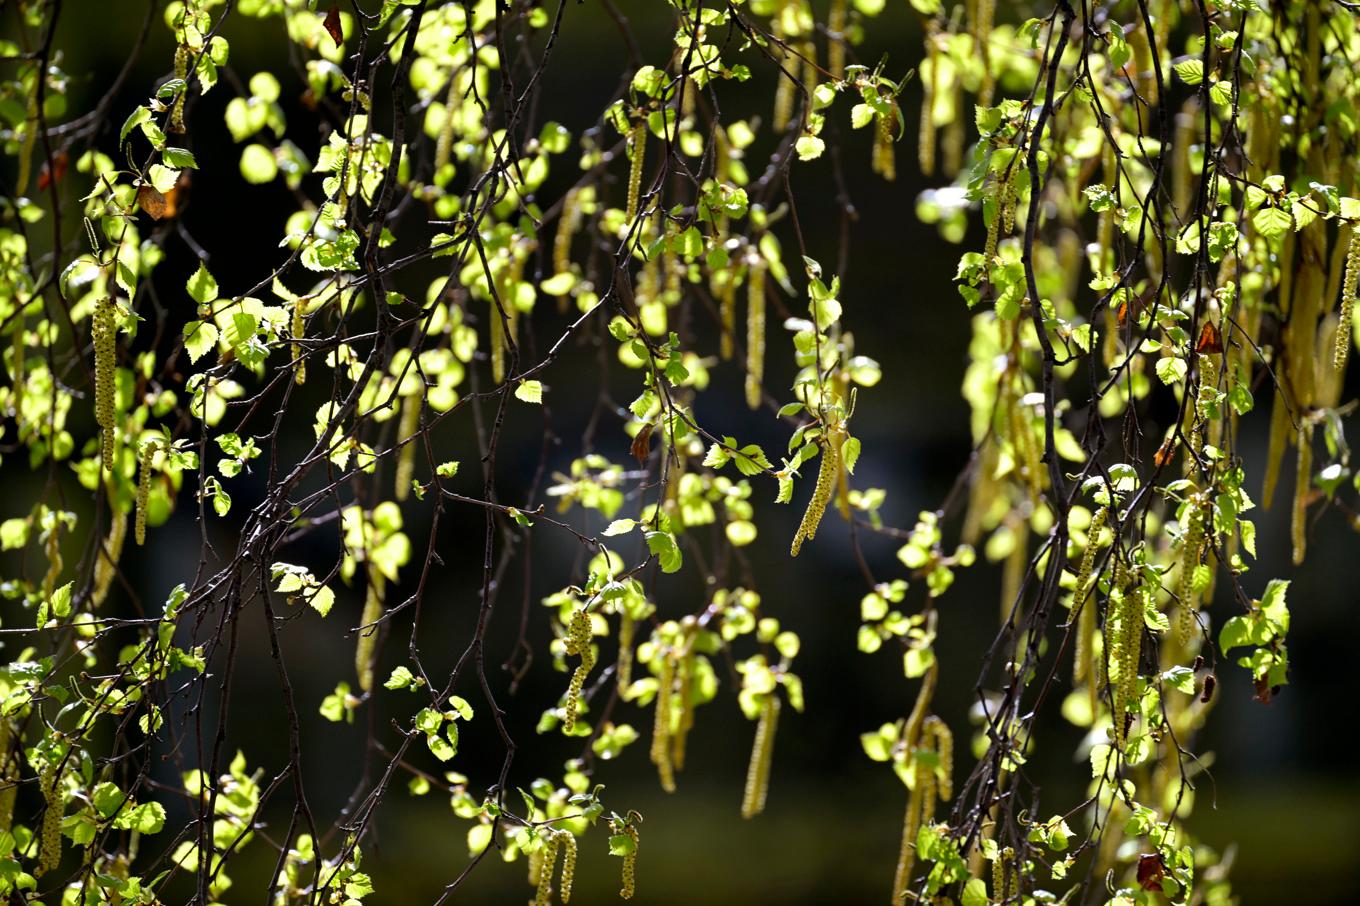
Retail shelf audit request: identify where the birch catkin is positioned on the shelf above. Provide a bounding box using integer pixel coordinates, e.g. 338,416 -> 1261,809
828,0 -> 847,79
617,823 -> 639,899
558,830 -> 577,903
741,694 -> 780,818
791,434 -> 840,556
626,119 -> 645,223
563,608 -> 594,734
1292,424 -> 1312,566
394,387 -> 423,502
745,259 -> 766,409
134,440 -> 157,546
617,612 -> 635,691
355,573 -> 385,693
1336,226 -> 1358,371
92,509 -> 127,608
918,31 -> 938,177
93,296 -> 117,472
650,653 -> 676,792
291,295 -> 307,385
1072,507 -> 1107,685
36,763 -> 62,877
534,830 -> 560,906
1177,499 -> 1207,645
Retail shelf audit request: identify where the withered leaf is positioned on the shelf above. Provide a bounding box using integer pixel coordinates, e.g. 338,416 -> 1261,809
137,184 -> 168,220
323,5 -> 343,47
1136,852 -> 1167,891
1196,320 -> 1223,355
630,422 -> 654,465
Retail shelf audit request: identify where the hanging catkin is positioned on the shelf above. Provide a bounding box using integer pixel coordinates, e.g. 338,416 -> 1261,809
93,296 -> 117,472
745,259 -> 766,409
918,29 -> 938,177
1336,226 -> 1358,371
355,572 -> 385,693
650,652 -> 676,792
36,763 -> 62,877
1292,424 -> 1312,566
394,387 -> 423,502
626,119 -> 646,223
291,295 -> 307,385
563,608 -> 594,734
828,0 -> 847,79
92,509 -> 127,608
1072,507 -> 1107,685
790,433 -> 840,556
134,439 -> 157,546
741,694 -> 780,818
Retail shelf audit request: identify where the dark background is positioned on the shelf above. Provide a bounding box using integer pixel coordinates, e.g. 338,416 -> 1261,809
5,1 -> 1358,902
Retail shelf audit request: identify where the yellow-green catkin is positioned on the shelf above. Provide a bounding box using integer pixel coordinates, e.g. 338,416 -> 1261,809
291,296 -> 307,385
650,653 -> 676,792
554,187 -> 583,312
891,772 -> 925,903
534,830 -> 560,906
1000,170 -> 1016,237
434,73 -> 459,174
171,45 -> 188,133
527,842 -> 544,887
1110,580 -> 1143,748
1336,226 -> 1358,371
672,647 -> 695,771
1262,388 -> 1291,509
617,612 -> 635,692
563,608 -> 594,734
134,440 -> 157,546
745,259 -> 766,409
14,90 -> 38,195
791,434 -> 840,556
741,694 -> 780,819
719,272 -> 736,360
973,0 -> 996,107
558,830 -> 577,903
993,846 -> 1015,903
919,30 -> 938,177
1292,424 -> 1313,566
0,721 -> 15,833
828,0 -> 847,79
924,715 -> 954,802
93,296 -> 117,472
92,509 -> 128,608
1073,507 -> 1107,685
1177,498 -> 1207,645
489,296 -> 506,385
355,573 -> 385,693
36,764 -> 62,878
394,387 -> 423,502
617,823 -> 639,900
626,119 -> 646,224
872,111 -> 896,181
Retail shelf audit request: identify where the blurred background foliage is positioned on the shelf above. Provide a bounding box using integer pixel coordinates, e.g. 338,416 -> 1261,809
4,1 -> 1357,902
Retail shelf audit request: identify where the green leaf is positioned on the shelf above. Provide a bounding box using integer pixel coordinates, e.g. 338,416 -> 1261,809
795,134 -> 825,161
163,147 -> 199,169
514,380 -> 543,404
308,585 -> 335,618
183,320 -> 219,364
384,666 -> 417,690
644,531 -> 683,573
186,262 -> 218,304
1252,206 -> 1294,238
239,143 -> 278,184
